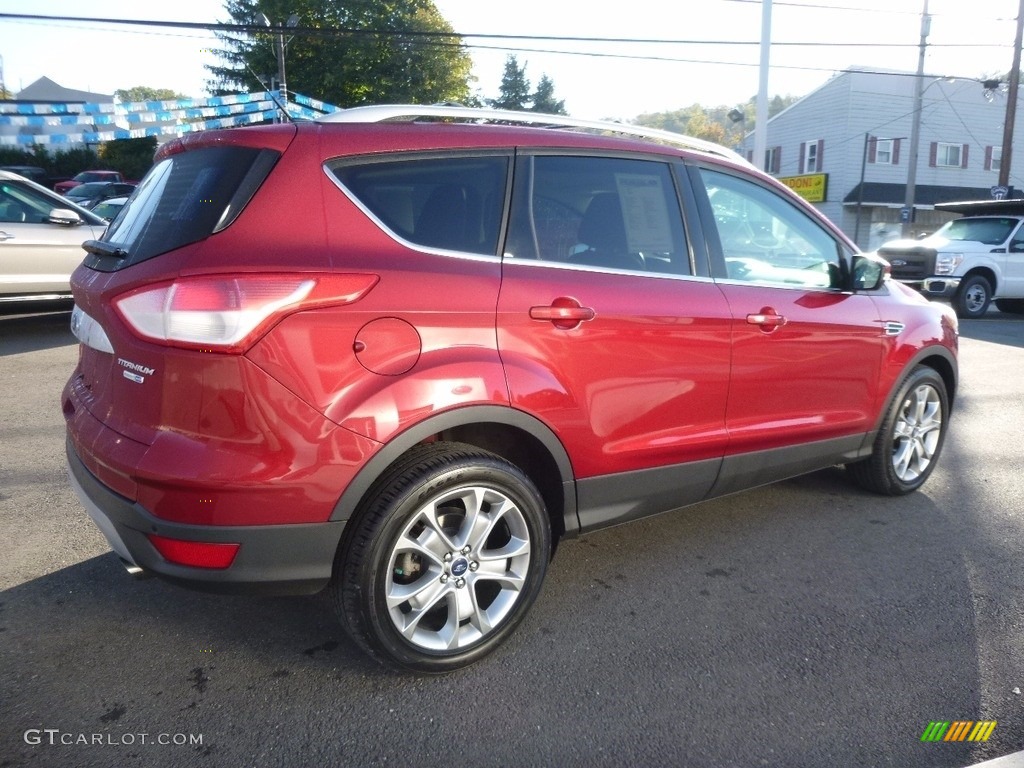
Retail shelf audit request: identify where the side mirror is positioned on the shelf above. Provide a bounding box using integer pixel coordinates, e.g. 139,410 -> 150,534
852,253 -> 887,291
47,208 -> 82,225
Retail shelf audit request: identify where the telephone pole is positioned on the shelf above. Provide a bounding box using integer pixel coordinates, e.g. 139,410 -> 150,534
998,0 -> 1024,189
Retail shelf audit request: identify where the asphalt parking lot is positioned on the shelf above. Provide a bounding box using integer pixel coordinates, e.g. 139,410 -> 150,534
1,306 -> 1023,768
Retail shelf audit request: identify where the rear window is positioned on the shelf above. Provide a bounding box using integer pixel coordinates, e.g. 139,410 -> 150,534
329,154 -> 510,256
95,146 -> 278,269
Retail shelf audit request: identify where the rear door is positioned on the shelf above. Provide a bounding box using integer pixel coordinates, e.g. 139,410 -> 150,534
497,153 -> 733,530
692,165 -> 884,493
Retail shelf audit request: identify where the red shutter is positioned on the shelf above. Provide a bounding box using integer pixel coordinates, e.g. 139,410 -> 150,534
893,139 -> 901,165
929,142 -> 937,167
961,144 -> 969,169
799,142 -> 806,173
816,139 -> 825,170
868,136 -> 877,163
985,146 -> 993,171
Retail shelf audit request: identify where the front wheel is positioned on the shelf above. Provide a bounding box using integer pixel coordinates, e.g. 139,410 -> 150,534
847,366 -> 949,495
953,275 -> 992,319
333,442 -> 551,672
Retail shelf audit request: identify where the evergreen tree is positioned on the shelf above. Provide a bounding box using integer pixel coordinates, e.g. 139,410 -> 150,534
530,75 -> 566,115
207,0 -> 473,107
488,55 -> 531,111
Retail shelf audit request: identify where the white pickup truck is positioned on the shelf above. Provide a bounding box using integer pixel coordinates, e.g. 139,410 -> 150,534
878,200 -> 1024,318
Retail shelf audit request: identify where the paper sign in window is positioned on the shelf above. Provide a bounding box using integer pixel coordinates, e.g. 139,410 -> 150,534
615,173 -> 674,253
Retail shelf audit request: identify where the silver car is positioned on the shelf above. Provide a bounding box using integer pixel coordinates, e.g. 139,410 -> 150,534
0,169 -> 106,305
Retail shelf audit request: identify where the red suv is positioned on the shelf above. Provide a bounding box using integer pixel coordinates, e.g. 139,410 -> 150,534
63,105 -> 958,671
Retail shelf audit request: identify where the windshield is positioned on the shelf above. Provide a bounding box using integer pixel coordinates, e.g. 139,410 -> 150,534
935,216 -> 1019,245
67,182 -> 108,197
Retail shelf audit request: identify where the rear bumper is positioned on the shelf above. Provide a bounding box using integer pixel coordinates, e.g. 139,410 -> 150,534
66,438 -> 346,595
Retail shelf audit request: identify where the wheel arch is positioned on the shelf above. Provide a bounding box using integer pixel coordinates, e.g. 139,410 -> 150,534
961,266 -> 998,294
329,405 -> 578,543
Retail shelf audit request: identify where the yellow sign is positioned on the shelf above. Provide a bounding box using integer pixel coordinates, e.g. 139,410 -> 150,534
778,173 -> 828,203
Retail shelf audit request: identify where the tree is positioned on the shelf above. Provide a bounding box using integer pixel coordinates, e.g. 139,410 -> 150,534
488,55 -> 532,111
207,0 -> 473,108
531,75 -> 566,115
115,87 -> 189,103
99,137 -> 159,180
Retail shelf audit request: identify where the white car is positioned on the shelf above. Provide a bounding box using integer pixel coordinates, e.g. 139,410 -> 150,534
0,169 -> 106,305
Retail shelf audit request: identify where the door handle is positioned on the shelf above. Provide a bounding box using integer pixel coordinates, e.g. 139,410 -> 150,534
530,297 -> 596,330
0,231 -> 13,241
746,308 -> 787,330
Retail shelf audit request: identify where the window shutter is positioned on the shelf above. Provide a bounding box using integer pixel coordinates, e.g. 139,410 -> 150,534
893,139 -> 901,165
771,146 -> 781,174
746,149 -> 754,163
961,144 -> 969,169
929,142 -> 937,167
868,136 -> 877,164
816,140 -> 825,170
799,142 -> 806,173
985,146 -> 993,171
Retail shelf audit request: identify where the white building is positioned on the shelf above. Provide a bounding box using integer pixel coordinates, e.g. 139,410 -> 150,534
753,68 -> 1016,251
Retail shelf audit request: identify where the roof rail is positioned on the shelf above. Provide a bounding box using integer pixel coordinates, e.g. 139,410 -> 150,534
318,104 -> 749,165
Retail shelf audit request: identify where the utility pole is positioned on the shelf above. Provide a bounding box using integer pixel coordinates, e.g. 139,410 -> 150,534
754,0 -> 772,172
998,0 -> 1024,190
902,0 -> 930,237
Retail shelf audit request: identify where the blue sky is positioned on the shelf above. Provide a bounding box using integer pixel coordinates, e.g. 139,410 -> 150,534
0,0 -> 1020,119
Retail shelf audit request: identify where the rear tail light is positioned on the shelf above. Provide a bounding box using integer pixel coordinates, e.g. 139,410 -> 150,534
113,273 -> 378,353
147,534 -> 240,569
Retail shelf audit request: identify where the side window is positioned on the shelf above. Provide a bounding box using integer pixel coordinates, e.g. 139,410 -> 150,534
0,181 -> 58,224
330,155 -> 509,256
699,168 -> 843,290
505,155 -> 690,276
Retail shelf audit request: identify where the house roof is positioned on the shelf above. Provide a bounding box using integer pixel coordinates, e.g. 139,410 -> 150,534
15,76 -> 112,104
842,182 -> 1011,207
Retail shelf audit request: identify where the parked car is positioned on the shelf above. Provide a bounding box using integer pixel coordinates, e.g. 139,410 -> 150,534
54,170 -> 125,195
90,196 -> 128,221
0,169 -> 106,306
63,105 -> 959,672
64,181 -> 136,210
0,165 -> 49,187
879,199 -> 1024,318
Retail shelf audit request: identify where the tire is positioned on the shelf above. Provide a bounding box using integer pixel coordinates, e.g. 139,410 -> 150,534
333,442 -> 551,672
847,366 -> 949,496
952,275 -> 992,319
995,298 -> 1024,314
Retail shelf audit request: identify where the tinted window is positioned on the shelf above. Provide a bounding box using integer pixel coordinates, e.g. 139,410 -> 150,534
699,168 -> 843,289
331,155 -> 509,256
937,217 -> 1018,245
505,155 -> 690,276
0,179 -> 83,223
99,146 -> 278,269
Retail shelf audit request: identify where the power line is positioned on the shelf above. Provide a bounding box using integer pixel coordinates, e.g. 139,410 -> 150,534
0,12 -> 1016,49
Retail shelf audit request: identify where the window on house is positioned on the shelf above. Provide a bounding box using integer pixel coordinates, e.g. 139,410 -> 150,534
803,140 -> 822,173
989,146 -> 1003,172
936,143 -> 962,167
764,146 -> 781,175
876,140 -> 894,165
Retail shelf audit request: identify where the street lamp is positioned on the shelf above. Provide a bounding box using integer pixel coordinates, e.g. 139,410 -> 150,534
259,12 -> 299,114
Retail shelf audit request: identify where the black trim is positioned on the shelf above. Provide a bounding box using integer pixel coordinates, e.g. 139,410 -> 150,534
576,457 -> 720,533
709,434 -> 866,498
328,406 -> 578,535
66,438 -> 345,595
